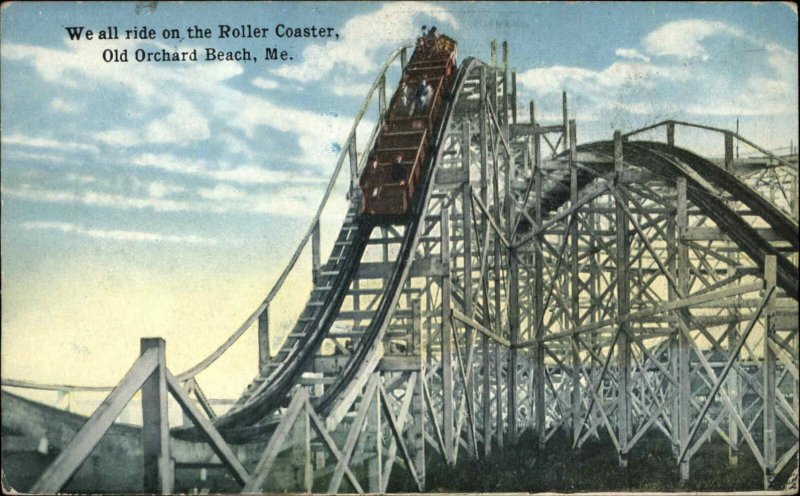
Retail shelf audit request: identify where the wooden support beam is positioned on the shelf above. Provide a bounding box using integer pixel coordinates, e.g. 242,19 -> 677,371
441,207 -> 455,463
570,119 -> 581,446
508,251 -> 520,442
378,74 -> 387,118
763,255 -> 777,489
412,367 -> 426,489
677,176 -> 691,481
258,307 -> 270,374
305,401 -> 363,493
244,389 -> 308,492
511,70 -> 517,124
479,65 -> 492,457
492,112 -> 504,451
349,139 -> 358,193
140,338 -> 173,494
724,132 -> 734,171
165,370 -> 249,486
312,220 -> 321,285
562,92 -> 569,153
614,131 -> 630,467
461,124 -> 477,457
30,349 -> 159,494
534,143 -> 545,451
328,375 -> 378,493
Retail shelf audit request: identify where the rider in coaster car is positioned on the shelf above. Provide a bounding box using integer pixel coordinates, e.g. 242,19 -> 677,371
392,154 -> 405,183
414,77 -> 433,115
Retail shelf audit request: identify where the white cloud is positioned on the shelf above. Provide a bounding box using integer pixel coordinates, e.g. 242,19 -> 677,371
4,37 -> 368,169
3,184 -> 195,212
3,180 -> 327,218
615,48 -> 650,62
3,133 -> 99,154
516,18 -> 797,125
2,149 -> 70,165
248,186 -> 324,216
65,173 -> 97,185
272,2 -> 458,83
332,82 -> 373,97
148,181 -> 185,198
643,20 -> 742,60
198,184 -> 246,201
251,77 -> 279,90
517,61 -> 688,95
50,98 -> 80,113
21,221 -> 216,245
131,153 -> 325,185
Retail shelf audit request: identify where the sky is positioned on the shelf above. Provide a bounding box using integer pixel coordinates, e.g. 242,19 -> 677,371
1,2 -> 798,404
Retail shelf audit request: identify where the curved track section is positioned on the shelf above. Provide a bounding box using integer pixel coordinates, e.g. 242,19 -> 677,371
207,57 -> 486,439
577,140 -> 799,299
315,57 -> 484,420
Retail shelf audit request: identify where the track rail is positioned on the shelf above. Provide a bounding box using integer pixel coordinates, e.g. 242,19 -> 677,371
207,57 -> 485,440
577,140 -> 799,299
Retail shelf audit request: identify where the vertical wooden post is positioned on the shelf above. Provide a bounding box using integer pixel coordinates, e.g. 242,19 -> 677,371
502,41 -> 509,128
312,220 -> 321,285
401,47 -> 408,71
792,169 -> 799,223
413,368 -> 426,490
462,121 -> 477,457
480,65 -> 493,457
291,407 -> 313,493
569,120 -> 581,445
727,263 -> 741,466
140,338 -> 173,494
614,131 -> 630,468
411,298 -> 426,486
511,70 -> 518,124
490,40 -> 497,67
508,250 -> 519,443
763,255 -> 777,489
441,207 -> 455,463
368,389 -> 383,492
667,210 -> 680,456
724,132 -> 734,172
534,116 -> 545,451
411,299 -> 421,357
349,139 -> 358,194
562,92 -> 569,153
677,177 -> 691,481
492,127 -> 504,452
378,74 -> 387,118
667,122 -> 675,147
259,307 -> 270,374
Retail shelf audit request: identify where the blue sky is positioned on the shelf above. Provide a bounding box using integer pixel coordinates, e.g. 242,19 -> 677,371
1,2 -> 797,398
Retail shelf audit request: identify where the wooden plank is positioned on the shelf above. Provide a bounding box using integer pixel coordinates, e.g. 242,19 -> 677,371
305,400 -> 364,493
380,384 -> 422,491
441,207 -> 455,461
30,349 -> 159,494
614,131 -> 630,468
763,255 -> 777,488
165,370 -> 249,486
243,388 -> 308,492
140,338 -> 172,494
452,308 -> 511,347
328,375 -> 379,493
381,373 -> 416,490
677,176 -> 691,481
678,285 -> 775,465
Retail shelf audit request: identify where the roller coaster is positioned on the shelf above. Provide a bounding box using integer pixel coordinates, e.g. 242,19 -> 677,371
2,37 -> 798,494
